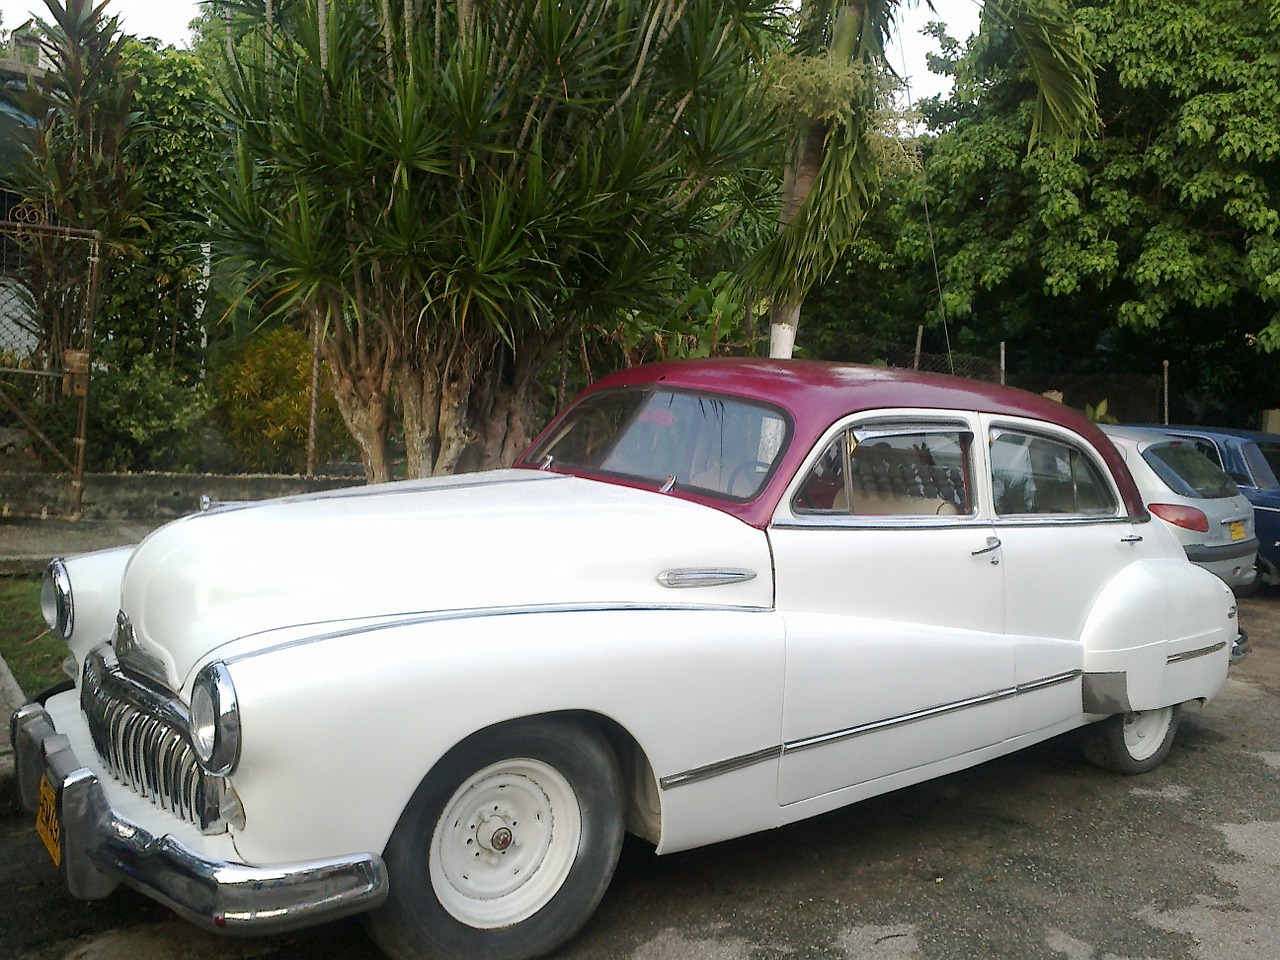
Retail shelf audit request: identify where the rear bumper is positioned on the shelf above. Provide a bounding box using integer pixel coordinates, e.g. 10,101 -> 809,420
1184,538 -> 1259,563
10,701 -> 387,934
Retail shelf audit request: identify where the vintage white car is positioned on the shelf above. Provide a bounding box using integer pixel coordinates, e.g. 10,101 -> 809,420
12,359 -> 1242,960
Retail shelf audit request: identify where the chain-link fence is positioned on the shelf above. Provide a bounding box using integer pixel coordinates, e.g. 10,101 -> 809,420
0,209 -> 102,518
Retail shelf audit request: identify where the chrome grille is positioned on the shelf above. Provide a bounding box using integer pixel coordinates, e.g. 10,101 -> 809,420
80,651 -> 223,832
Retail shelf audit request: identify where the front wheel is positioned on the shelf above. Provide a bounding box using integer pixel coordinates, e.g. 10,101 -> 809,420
1080,704 -> 1181,775
364,718 -> 625,960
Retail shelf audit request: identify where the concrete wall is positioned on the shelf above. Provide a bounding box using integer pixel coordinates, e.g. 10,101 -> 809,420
0,471 -> 364,521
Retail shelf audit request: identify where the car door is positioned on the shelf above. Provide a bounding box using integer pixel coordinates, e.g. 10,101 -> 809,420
769,412 -> 1013,806
983,415 -> 1161,734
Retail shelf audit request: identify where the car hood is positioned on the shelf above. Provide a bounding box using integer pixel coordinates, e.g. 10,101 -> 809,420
118,470 -> 773,688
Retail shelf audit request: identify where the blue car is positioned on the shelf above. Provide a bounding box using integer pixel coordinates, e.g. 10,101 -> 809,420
1156,426 -> 1280,590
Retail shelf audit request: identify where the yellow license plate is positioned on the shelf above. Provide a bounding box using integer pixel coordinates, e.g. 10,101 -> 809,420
1230,521 -> 1245,541
36,775 -> 62,868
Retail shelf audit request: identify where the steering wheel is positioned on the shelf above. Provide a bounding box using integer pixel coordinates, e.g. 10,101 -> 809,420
726,460 -> 771,496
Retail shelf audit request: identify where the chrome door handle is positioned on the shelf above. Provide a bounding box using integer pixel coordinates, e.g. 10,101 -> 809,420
1121,535 -> 1144,543
971,536 -> 1002,558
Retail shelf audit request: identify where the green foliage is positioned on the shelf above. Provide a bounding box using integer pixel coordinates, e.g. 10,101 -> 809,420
0,578 -> 64,695
214,326 -> 350,473
897,0 -> 1280,423
1083,398 -> 1118,424
87,354 -> 211,472
95,40 -> 221,376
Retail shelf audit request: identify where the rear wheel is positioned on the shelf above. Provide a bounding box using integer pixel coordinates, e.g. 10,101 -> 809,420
364,718 -> 624,960
1081,704 -> 1181,775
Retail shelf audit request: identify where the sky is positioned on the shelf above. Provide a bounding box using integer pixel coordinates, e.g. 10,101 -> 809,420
1,1 -> 984,100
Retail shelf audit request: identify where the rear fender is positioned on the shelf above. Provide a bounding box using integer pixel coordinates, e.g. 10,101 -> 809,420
1079,559 -> 1233,713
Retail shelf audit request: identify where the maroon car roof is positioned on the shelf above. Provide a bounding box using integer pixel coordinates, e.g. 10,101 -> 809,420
521,358 -> 1146,527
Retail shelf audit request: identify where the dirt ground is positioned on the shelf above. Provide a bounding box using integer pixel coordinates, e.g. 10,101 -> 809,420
3,588 -> 1279,960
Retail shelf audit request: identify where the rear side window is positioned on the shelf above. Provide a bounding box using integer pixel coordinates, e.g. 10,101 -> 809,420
990,430 -> 1117,517
1248,441 -> 1280,489
1143,443 -> 1238,499
794,427 -> 973,517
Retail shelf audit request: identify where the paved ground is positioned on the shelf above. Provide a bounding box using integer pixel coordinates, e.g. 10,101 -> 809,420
2,536 -> 1277,959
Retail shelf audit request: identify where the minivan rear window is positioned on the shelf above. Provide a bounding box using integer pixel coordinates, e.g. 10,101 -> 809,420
1143,443 -> 1238,499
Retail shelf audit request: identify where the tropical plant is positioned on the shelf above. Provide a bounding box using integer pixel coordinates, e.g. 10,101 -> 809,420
1,0 -> 142,382
752,0 -> 1101,359
209,0 -> 784,481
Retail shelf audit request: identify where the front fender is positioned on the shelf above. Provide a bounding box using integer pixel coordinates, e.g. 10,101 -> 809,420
1080,559 -> 1234,713
215,607 -> 785,866
60,546 -> 136,668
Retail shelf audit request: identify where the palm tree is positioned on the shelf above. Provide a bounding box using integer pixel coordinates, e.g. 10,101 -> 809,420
754,0 -> 1099,358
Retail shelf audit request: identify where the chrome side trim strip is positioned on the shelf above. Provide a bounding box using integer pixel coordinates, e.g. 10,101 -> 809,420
660,669 -> 1083,790
783,687 -> 1019,754
224,601 -> 771,666
658,746 -> 783,790
1016,669 -> 1083,694
657,568 -> 758,589
1167,640 -> 1227,665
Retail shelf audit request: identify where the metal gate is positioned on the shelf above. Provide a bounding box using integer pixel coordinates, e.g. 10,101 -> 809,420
0,208 -> 102,519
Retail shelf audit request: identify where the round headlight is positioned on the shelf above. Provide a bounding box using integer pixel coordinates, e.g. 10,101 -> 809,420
40,559 -> 74,640
189,662 -> 240,776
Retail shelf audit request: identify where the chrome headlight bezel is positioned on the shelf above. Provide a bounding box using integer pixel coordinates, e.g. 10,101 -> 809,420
189,661 -> 241,776
40,558 -> 74,640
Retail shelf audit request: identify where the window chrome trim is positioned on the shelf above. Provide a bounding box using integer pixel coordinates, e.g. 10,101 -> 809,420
772,516 -> 983,531
659,669 -> 1083,790
990,515 -> 1149,529
776,409 -> 982,526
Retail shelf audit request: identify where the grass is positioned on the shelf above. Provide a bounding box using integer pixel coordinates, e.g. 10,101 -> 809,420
0,578 -> 66,696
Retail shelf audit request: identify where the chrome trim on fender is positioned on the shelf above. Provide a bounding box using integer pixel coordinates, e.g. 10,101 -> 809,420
659,746 -> 783,789
657,568 -> 758,589
1166,640 -> 1228,665
660,670 -> 1083,790
12,703 -> 387,930
223,601 -> 772,666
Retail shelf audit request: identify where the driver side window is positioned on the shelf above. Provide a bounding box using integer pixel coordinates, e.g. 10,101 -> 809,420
794,427 -> 974,517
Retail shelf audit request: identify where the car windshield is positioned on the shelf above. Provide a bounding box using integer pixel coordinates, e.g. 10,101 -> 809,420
1142,442 -> 1239,499
528,388 -> 789,500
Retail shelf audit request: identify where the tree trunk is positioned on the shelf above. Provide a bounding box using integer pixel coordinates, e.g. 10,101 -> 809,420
769,300 -> 802,359
770,121 -> 827,359
321,339 -> 392,483
395,361 -> 440,478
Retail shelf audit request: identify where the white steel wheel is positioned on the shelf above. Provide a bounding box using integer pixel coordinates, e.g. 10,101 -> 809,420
365,718 -> 625,960
1121,708 -> 1173,763
1082,704 -> 1181,775
429,758 -> 582,928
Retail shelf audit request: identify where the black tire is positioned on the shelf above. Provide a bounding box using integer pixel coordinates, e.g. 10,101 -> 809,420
364,717 -> 625,960
1080,704 -> 1181,775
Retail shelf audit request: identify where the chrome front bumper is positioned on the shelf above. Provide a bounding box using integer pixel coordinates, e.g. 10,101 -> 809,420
10,701 -> 388,934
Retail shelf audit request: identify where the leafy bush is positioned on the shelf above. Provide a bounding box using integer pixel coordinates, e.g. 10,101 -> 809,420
213,326 -> 349,473
87,353 -> 211,472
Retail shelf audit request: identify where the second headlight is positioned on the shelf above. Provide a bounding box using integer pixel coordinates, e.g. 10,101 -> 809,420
190,661 -> 241,776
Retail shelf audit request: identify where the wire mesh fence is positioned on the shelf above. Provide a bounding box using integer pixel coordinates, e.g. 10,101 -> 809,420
0,209 -> 101,518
